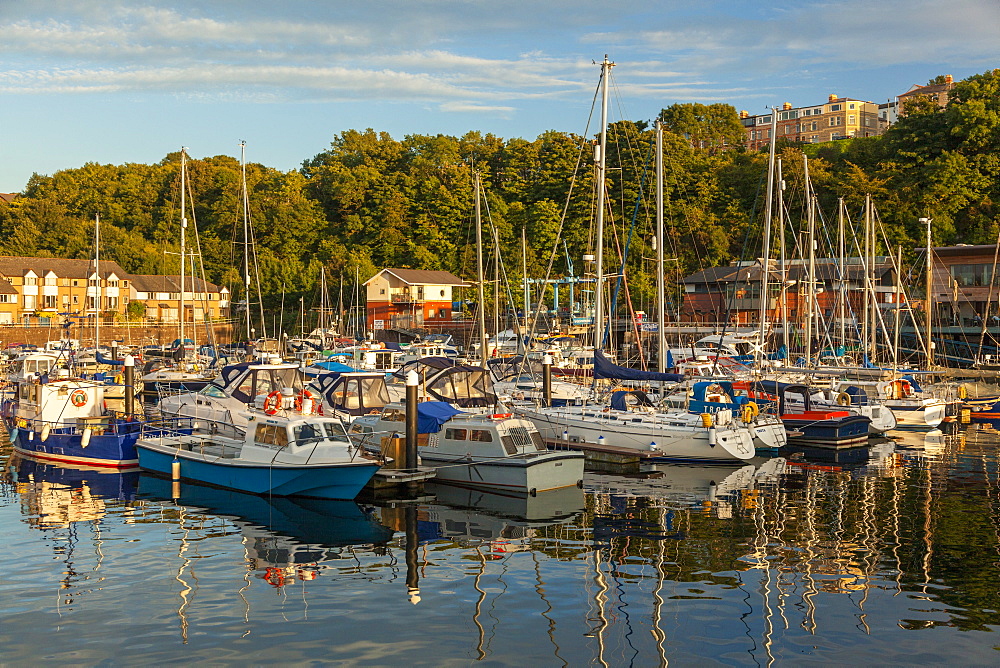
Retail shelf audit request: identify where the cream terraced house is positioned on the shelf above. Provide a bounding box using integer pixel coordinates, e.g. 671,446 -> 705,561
128,274 -> 229,323
0,256 -> 229,326
0,256 -> 130,325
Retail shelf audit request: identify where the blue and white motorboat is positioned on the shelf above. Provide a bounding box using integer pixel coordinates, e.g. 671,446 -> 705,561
136,389 -> 381,499
2,366 -> 142,468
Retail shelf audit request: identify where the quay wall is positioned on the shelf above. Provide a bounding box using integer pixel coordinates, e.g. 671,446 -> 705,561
0,322 -> 235,349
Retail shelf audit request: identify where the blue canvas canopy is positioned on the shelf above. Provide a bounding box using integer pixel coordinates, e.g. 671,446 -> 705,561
593,350 -> 684,383
417,401 -> 463,434
95,349 -> 123,366
309,360 -> 357,373
609,390 -> 654,411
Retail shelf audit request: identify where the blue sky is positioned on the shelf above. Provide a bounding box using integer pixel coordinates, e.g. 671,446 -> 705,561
1,0 -> 998,192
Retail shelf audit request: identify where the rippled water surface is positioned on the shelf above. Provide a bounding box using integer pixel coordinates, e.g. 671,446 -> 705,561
2,428 -> 1000,666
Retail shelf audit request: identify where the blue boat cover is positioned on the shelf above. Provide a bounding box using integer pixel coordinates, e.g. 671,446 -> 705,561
902,374 -> 922,392
95,350 -> 123,366
594,350 -> 684,382
417,401 -> 463,434
609,390 -> 654,411
309,360 -> 357,373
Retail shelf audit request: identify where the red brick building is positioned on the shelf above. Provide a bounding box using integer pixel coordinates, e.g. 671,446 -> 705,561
365,268 -> 470,331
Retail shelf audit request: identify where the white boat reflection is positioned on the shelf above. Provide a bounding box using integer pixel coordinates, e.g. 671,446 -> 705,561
406,483 -> 585,551
5,454 -> 138,527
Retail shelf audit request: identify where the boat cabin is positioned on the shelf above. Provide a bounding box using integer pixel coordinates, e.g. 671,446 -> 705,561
311,371 -> 391,417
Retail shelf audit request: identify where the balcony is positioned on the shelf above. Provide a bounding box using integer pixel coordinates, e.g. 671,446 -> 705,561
391,292 -> 424,304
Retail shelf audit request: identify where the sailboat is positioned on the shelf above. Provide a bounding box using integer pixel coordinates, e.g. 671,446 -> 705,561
144,147 -> 216,400
513,59 -> 758,463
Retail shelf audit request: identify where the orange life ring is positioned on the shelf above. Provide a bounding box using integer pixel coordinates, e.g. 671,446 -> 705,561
294,389 -> 316,413
70,389 -> 88,407
262,390 -> 283,415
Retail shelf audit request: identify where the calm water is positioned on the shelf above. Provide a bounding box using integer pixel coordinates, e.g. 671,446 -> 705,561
2,429 -> 1000,666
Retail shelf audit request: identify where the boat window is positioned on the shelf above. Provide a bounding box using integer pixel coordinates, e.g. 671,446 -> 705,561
381,408 -> 405,422
255,374 -> 274,397
255,423 -> 288,447
294,423 -> 325,445
273,367 -> 300,389
470,429 -> 493,442
359,377 -> 390,408
445,428 -> 467,440
530,431 -> 547,451
236,376 -> 256,402
199,385 -> 227,399
500,435 -> 518,455
322,422 -> 350,442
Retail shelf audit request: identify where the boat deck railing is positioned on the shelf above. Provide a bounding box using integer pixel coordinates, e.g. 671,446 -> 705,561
12,413 -> 165,437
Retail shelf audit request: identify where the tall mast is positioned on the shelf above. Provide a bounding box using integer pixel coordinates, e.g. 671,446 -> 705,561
179,147 -> 187,352
804,155 -> 815,368
758,108 -> 778,357
594,55 -> 614,351
838,197 -> 846,354
240,141 -> 252,341
521,226 -> 529,346
893,245 -> 902,371
922,216 -> 934,368
655,119 -> 666,372
777,157 -> 788,356
474,173 -> 488,367
94,213 -> 100,349
863,194 -> 871,363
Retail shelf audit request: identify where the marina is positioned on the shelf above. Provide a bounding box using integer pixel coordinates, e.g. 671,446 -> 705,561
2,425 -> 999,665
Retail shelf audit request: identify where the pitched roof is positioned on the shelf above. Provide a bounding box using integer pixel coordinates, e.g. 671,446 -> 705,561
0,193 -> 17,203
0,256 -> 128,280
0,278 -> 17,295
130,274 -> 223,294
366,268 -> 471,287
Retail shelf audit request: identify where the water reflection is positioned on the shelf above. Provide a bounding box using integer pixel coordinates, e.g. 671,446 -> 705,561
1,455 -> 140,611
0,433 -> 999,664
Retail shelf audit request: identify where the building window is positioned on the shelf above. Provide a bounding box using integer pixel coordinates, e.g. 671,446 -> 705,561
43,276 -> 56,287
951,264 -> 994,287
440,289 -> 446,297
849,103 -> 856,110
24,295 -> 35,309
24,276 -> 36,286
89,278 -> 99,287
830,104 -> 842,111
849,114 -> 856,125
108,280 -> 118,288
107,296 -> 119,310
73,295 -> 79,305
380,289 -> 385,295
62,295 -> 69,305
0,294 -> 14,303
72,280 -> 79,287
43,295 -> 56,309
427,309 -> 436,319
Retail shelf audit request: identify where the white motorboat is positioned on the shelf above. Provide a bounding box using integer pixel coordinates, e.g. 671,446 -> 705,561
352,402 -> 584,495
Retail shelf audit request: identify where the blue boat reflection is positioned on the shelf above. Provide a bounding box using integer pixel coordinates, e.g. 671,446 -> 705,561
137,474 -> 395,549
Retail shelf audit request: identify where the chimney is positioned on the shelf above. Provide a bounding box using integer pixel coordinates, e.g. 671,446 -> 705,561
828,94 -> 837,102
782,102 -> 792,110
945,74 -> 953,84
739,110 -> 748,118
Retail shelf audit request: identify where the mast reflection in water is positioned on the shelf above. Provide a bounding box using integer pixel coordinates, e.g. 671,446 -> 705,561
2,428 -> 999,665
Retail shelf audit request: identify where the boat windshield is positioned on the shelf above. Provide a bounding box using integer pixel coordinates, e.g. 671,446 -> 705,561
293,421 -> 349,445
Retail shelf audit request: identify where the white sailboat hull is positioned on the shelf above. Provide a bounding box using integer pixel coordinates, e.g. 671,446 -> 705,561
515,406 -> 756,462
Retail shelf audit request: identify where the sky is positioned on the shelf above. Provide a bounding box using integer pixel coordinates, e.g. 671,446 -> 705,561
1,0 -> 998,192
